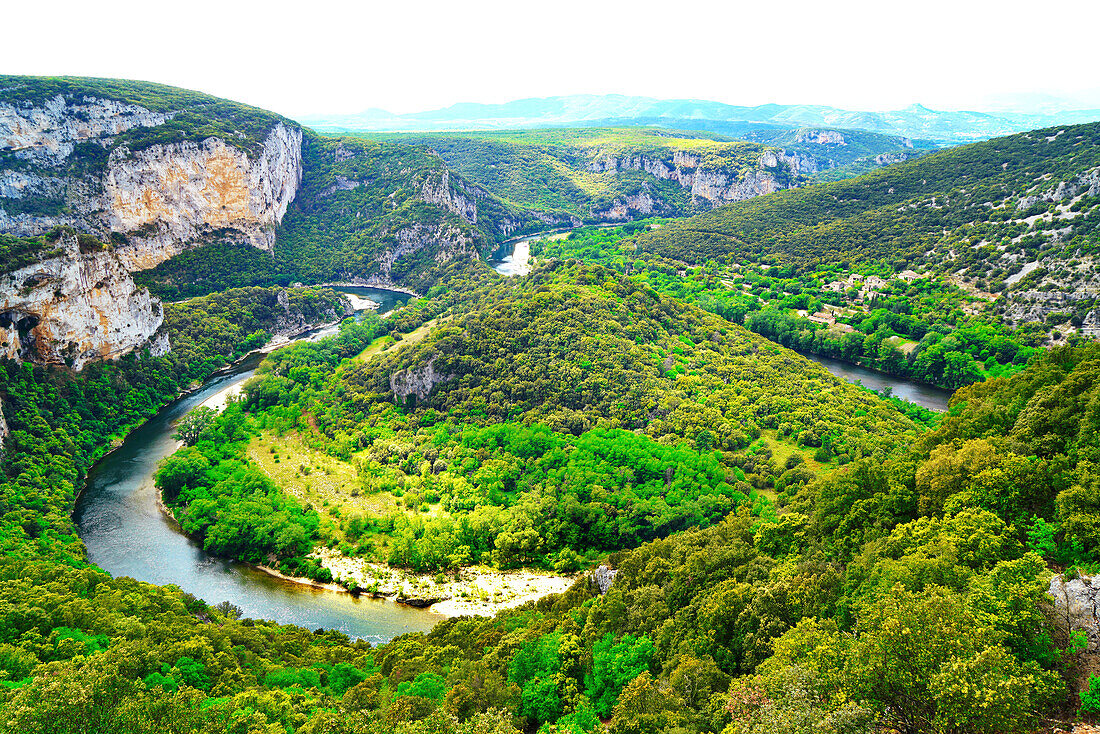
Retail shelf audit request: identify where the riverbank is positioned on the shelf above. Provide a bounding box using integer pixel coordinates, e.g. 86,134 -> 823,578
800,351 -> 953,412
314,548 -> 576,618
320,281 -> 420,297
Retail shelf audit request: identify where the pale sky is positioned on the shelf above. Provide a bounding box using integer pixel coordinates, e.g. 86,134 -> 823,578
5,0 -> 1100,118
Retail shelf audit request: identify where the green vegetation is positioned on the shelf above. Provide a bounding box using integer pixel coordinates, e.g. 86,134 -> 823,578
3,79 -> 1100,732
528,222 -> 1039,391
137,133 -> 525,298
632,122 -> 1100,290
0,231 -> 67,274
9,341 -> 1096,731
155,263 -> 916,582
363,128 -> 790,219
134,241 -> 294,300
274,133 -> 517,288
0,75 -> 288,155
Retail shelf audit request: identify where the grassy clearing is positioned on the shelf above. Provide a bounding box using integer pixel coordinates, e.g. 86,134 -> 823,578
354,315 -> 451,362
248,432 -> 398,536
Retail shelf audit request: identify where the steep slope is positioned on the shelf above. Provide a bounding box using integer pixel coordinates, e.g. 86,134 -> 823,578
635,121 -> 1100,327
0,76 -> 541,349
0,228 -> 165,368
363,128 -> 808,221
0,75 -> 302,270
272,134 -> 529,289
154,260 -> 918,585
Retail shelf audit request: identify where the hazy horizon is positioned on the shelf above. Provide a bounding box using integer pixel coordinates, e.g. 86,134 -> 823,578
6,0 -> 1100,119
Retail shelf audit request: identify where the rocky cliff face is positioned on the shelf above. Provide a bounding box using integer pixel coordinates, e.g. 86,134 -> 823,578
0,93 -> 172,163
390,356 -> 451,402
268,288 -> 352,338
0,94 -> 303,271
0,231 -> 166,369
590,565 -> 617,595
0,87 -> 308,370
796,129 -> 847,146
104,123 -> 302,270
1051,573 -> 1095,637
586,147 -> 802,215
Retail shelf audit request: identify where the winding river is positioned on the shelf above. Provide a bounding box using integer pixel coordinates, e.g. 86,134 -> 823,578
807,354 -> 951,411
489,239 -> 953,412
74,288 -> 440,643
74,267 -> 947,643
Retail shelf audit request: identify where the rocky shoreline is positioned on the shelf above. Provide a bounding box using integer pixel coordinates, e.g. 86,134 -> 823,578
314,547 -> 578,618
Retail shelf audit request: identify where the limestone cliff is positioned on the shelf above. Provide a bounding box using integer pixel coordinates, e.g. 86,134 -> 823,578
0,231 -> 166,369
390,356 -> 451,402
267,287 -> 353,338
586,147 -> 802,216
104,123 -> 302,269
1,92 -> 303,271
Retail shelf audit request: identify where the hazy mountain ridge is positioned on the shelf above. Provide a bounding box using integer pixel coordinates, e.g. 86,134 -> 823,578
301,93 -> 1100,144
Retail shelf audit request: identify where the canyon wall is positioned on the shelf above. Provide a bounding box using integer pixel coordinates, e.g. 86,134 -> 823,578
585,147 -> 806,219
0,231 -> 166,369
0,88 -> 305,369
0,93 -> 303,270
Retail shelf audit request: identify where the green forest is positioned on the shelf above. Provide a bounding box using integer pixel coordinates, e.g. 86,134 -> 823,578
632,121 -> 1100,278
529,223 -> 1051,391
2,75 -> 1100,734
361,128 -> 794,219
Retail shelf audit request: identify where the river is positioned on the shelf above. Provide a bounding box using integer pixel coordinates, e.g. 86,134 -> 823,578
490,238 -> 953,412
73,288 -> 440,643
808,354 -> 952,412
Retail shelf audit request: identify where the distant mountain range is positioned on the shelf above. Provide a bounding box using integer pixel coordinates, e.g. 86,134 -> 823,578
299,94 -> 1100,144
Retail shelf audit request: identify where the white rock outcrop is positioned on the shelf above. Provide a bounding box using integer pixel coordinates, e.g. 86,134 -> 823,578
796,129 -> 847,146
586,147 -> 801,213
420,169 -> 479,225
1,93 -> 304,271
0,93 -> 172,163
103,123 -> 303,270
390,356 -> 451,402
1050,573 -> 1100,650
590,565 -> 617,595
0,232 -> 165,369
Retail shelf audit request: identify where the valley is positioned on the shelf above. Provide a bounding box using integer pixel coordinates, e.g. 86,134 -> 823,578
0,74 -> 1099,734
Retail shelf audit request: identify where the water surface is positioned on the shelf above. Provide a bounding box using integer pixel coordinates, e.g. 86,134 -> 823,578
75,313 -> 440,642
805,353 -> 952,411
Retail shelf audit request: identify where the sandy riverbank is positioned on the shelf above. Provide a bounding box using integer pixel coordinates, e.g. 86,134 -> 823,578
315,548 -> 577,618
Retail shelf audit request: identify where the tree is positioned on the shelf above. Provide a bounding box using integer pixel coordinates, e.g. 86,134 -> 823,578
585,633 -> 654,717
172,406 -> 216,446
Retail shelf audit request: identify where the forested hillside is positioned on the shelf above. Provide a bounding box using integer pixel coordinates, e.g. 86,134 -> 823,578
152,262 -> 917,581
361,128 -> 803,220
3,74 -> 1100,734
135,132 -> 529,298
635,121 -> 1100,280
529,221 -> 1048,391
2,279 -> 1099,731
0,76 -> 533,301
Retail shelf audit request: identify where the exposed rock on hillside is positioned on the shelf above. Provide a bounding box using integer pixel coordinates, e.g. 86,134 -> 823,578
0,93 -> 172,162
268,287 -> 352,338
0,92 -> 303,271
0,231 -> 166,369
104,124 -> 302,269
390,356 -> 450,402
1051,573 -> 1100,651
591,565 -> 617,595
587,148 -> 802,213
